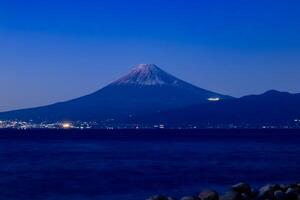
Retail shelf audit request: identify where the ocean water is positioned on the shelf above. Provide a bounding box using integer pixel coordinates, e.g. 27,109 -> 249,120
0,129 -> 300,200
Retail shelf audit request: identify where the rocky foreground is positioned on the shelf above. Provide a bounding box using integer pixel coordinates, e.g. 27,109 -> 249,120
146,182 -> 300,200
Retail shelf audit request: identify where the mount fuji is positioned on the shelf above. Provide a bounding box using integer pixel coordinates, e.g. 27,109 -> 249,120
0,64 -> 231,122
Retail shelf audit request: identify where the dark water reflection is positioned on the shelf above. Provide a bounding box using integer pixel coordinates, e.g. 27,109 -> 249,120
0,130 -> 299,200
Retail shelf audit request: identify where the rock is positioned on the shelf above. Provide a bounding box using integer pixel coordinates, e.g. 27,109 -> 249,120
180,196 -> 200,200
279,184 -> 288,192
258,184 -> 279,199
274,184 -> 281,191
220,191 -> 242,200
147,183 -> 300,200
198,189 -> 219,200
287,188 -> 300,193
240,193 -> 251,200
286,188 -> 300,200
250,189 -> 259,198
232,183 -> 252,195
289,184 -> 299,188
274,190 -> 286,200
147,195 -> 169,200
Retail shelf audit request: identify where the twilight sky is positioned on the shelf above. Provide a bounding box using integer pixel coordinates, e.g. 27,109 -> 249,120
0,0 -> 300,111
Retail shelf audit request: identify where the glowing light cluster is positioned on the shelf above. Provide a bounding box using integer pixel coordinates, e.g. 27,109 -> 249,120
62,123 -> 72,129
208,97 -> 220,102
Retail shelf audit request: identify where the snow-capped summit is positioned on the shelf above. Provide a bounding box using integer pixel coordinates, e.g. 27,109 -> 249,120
135,64 -> 159,71
111,64 -> 180,86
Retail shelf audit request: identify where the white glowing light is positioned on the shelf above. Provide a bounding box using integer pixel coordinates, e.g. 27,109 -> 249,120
208,97 -> 220,102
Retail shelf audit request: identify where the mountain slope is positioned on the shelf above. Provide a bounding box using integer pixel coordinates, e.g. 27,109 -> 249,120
138,90 -> 300,125
0,64 -> 230,122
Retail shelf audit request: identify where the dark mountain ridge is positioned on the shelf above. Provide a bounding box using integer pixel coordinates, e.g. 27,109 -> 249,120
137,90 -> 300,126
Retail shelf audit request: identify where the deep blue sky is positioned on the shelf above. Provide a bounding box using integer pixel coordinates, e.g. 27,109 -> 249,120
1,0 -> 300,111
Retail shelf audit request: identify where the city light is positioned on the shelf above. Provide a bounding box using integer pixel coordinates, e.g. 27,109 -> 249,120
62,123 -> 72,129
208,97 -> 220,102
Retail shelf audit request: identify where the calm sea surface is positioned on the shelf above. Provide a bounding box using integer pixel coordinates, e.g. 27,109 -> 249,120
0,129 -> 299,200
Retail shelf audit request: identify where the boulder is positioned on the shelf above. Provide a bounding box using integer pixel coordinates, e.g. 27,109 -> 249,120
198,189 -> 219,200
258,184 -> 279,199
220,191 -> 242,200
180,196 -> 201,200
274,190 -> 286,200
147,195 -> 169,200
240,193 -> 251,200
250,189 -> 259,198
286,188 -> 300,200
232,183 -> 252,195
288,184 -> 299,189
287,188 -> 300,193
279,184 -> 288,192
146,183 -> 300,200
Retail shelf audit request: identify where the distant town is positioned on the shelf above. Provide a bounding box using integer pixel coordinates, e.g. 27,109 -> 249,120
0,119 -> 299,130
